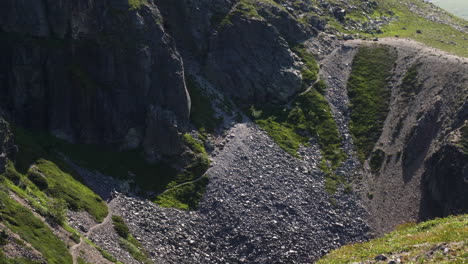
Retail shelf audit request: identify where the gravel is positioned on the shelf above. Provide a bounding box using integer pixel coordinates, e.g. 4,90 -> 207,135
101,122 -> 370,264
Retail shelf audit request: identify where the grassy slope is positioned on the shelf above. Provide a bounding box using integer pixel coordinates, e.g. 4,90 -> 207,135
0,191 -> 72,264
375,0 -> 468,57
347,45 -> 396,162
318,214 -> 468,264
154,134 -> 210,210
111,215 -> 152,264
10,127 -> 108,222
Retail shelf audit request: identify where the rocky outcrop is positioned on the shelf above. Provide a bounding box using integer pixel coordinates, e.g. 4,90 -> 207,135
420,124 -> 468,219
206,9 -> 302,104
156,0 -> 236,58
0,0 -> 190,157
0,118 -> 16,174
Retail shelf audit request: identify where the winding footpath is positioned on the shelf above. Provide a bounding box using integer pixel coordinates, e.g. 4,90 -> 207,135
70,208 -> 114,264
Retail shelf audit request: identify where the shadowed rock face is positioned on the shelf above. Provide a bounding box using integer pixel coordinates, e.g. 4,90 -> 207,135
0,0 -> 190,156
420,126 -> 468,219
206,13 -> 302,104
0,0 -> 313,156
0,118 -> 16,174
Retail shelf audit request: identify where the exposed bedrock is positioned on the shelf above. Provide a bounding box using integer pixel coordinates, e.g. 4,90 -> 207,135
0,0 -> 190,156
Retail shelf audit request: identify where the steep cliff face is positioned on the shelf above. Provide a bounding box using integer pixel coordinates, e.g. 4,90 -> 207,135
0,118 -> 16,174
0,0 -> 190,157
0,0 -> 467,263
420,121 -> 468,219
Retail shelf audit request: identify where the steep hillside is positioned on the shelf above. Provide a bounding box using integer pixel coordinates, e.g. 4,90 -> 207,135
0,0 -> 466,263
318,214 -> 468,263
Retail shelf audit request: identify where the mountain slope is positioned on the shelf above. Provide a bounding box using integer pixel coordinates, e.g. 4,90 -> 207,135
0,0 -> 466,263
318,214 -> 468,264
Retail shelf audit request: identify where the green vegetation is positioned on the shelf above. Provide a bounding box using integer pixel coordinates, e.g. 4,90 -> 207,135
82,237 -> 122,264
220,0 -> 262,28
12,126 -> 177,193
154,176 -> 209,210
112,215 -> 152,264
250,84 -> 347,194
186,76 -> 222,133
0,251 -> 41,264
112,215 -> 130,239
77,258 -> 92,264
347,45 -> 396,162
128,0 -> 147,10
183,133 -> 207,155
324,171 -> 345,195
313,80 -> 328,95
251,88 -> 345,165
5,128 -> 108,222
373,0 -> 468,57
459,123 -> 468,155
401,63 -> 421,97
154,134 -> 210,210
11,126 -> 211,211
318,214 -> 468,264
291,45 -> 320,88
0,191 -> 72,264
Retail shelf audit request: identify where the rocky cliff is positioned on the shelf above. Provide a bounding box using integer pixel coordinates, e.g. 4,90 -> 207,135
0,0 -> 467,263
0,0 -> 191,158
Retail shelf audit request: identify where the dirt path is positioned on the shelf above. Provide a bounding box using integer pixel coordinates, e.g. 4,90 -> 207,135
70,206 -> 113,264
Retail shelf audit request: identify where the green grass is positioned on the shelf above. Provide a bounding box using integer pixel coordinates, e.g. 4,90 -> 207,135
77,257 -> 92,264
128,0 -> 147,10
250,85 -> 347,194
82,237 -> 122,264
220,0 -> 262,28
111,215 -> 152,264
251,88 -> 346,166
183,134 -> 207,155
0,190 -> 72,264
347,45 -> 396,162
373,0 -> 468,57
12,126 -> 211,210
10,127 -> 108,222
400,63 -> 422,98
154,176 -> 209,210
0,251 -> 41,264
291,44 -> 320,88
186,76 -> 222,133
12,126 -> 177,193
119,236 -> 152,264
153,134 -> 210,210
112,215 -> 130,239
318,214 -> 468,264
34,159 -> 108,221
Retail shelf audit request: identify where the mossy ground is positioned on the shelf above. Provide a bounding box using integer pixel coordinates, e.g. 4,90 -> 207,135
154,176 -> 209,210
251,87 -> 345,165
318,214 -> 468,264
127,0 -> 147,10
154,134 -> 210,210
374,0 -> 468,57
347,45 -> 396,162
112,215 -> 152,264
0,191 -> 72,264
8,127 -> 108,222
